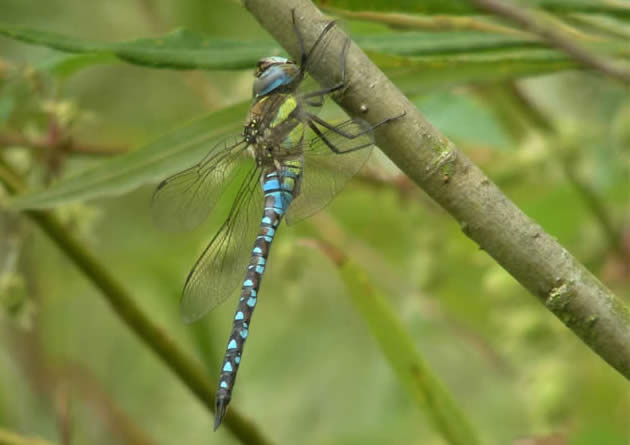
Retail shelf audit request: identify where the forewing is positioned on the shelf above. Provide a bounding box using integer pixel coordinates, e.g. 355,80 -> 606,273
151,135 -> 249,232
296,20 -> 347,111
180,165 -> 264,323
287,118 -> 373,224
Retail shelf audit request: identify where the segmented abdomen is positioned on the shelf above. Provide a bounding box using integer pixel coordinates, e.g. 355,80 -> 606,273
214,161 -> 302,430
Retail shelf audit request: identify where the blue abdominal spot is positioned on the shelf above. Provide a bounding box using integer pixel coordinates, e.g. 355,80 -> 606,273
263,179 -> 280,191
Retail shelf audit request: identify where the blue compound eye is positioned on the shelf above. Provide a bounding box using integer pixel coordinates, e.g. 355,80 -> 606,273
252,58 -> 300,98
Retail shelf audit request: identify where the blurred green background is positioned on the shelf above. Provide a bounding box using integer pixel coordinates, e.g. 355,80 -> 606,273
1,1 -> 629,444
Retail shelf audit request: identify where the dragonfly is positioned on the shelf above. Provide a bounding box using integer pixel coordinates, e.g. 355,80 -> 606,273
152,10 -> 402,430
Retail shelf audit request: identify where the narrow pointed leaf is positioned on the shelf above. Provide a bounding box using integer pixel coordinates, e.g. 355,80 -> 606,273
2,24 -> 618,82
314,0 -> 630,17
0,26 -> 283,70
9,102 -> 249,210
329,248 -> 482,445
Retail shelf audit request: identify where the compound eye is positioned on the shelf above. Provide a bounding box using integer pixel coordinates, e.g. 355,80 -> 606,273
252,63 -> 300,98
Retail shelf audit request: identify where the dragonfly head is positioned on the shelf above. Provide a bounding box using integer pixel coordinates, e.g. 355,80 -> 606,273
253,56 -> 301,100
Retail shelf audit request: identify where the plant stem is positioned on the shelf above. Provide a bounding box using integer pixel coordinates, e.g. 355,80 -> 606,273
470,0 -> 630,84
321,7 -> 529,37
0,159 -> 273,445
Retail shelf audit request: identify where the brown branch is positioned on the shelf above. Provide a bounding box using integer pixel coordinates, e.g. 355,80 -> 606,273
469,0 -> 630,84
244,0 -> 630,379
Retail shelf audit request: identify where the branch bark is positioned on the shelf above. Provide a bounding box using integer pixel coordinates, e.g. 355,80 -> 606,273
243,0 -> 630,378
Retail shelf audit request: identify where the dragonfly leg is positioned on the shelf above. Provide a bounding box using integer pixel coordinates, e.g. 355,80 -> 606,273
294,11 -> 339,77
309,112 -> 405,139
301,37 -> 351,107
306,111 -> 406,154
307,120 -> 372,154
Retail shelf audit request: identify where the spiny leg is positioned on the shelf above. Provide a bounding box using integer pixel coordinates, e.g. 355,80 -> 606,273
307,120 -> 372,154
307,112 -> 407,154
291,8 -> 350,106
301,37 -> 351,107
293,10 -> 338,78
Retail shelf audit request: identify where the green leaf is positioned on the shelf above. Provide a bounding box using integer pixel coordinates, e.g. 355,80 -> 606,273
354,31 -> 627,62
10,102 -> 249,210
414,90 -> 512,149
0,24 -> 585,80
37,52 -> 118,78
336,253 -> 482,445
0,96 -> 14,127
0,26 -> 283,70
385,50 -> 578,94
355,31 -> 543,55
315,0 -> 630,17
319,0 -> 477,15
356,32 -> 583,85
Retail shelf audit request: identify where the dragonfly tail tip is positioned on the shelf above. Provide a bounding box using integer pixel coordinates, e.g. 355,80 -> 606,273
214,398 -> 229,431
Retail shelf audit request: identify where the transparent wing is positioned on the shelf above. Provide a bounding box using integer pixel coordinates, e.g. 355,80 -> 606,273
151,135 -> 249,232
295,19 -> 347,111
287,118 -> 373,224
181,165 -> 264,323
302,24 -> 344,87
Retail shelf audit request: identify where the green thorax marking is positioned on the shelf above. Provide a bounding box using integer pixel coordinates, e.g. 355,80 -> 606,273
273,95 -> 304,150
247,94 -> 304,154
269,95 -> 298,128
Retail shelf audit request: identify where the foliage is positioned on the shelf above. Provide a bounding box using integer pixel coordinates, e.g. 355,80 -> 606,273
0,1 -> 628,444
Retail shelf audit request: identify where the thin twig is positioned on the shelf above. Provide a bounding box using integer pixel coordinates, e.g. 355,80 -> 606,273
566,13 -> 630,41
321,6 -> 529,37
244,0 -> 630,379
469,0 -> 630,84
0,132 -> 128,156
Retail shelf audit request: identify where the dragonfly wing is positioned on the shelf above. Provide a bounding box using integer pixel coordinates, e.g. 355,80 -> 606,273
181,165 -> 264,323
287,118 -> 373,224
295,20 -> 347,111
151,135 -> 249,232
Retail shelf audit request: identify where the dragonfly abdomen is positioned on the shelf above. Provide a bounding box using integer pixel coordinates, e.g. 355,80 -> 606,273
214,163 -> 302,430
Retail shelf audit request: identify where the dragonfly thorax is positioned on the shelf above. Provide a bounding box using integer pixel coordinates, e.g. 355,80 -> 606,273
244,93 -> 305,167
